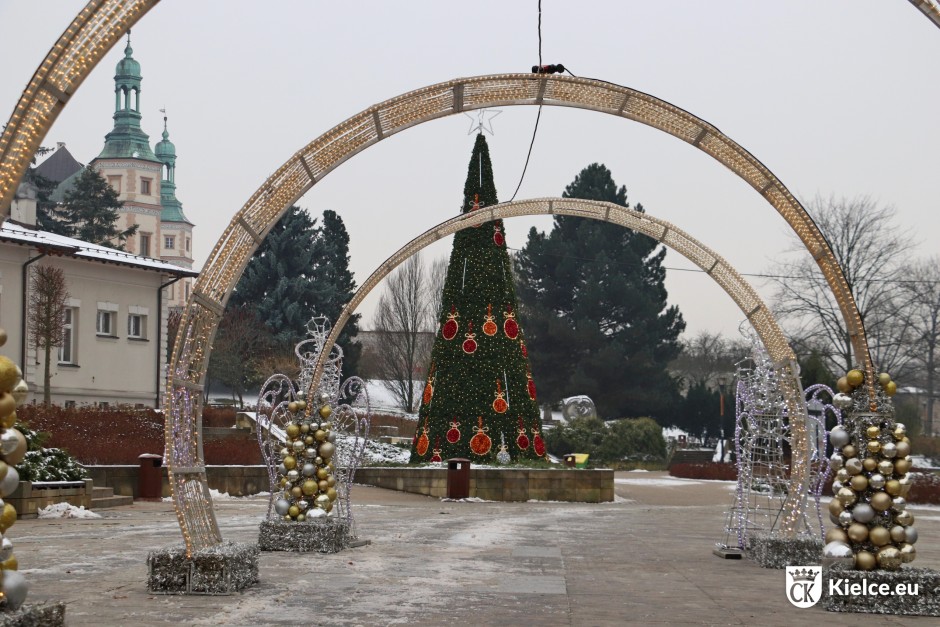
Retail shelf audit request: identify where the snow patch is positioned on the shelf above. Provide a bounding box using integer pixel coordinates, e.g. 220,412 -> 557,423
38,503 -> 102,519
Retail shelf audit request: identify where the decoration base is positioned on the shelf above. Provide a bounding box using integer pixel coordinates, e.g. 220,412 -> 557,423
823,567 -> 940,616
258,519 -> 351,553
712,546 -> 744,560
747,533 -> 822,569
147,541 -> 259,594
0,602 -> 66,627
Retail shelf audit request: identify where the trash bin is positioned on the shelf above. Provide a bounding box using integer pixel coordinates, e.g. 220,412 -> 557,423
138,453 -> 163,500
446,458 -> 471,499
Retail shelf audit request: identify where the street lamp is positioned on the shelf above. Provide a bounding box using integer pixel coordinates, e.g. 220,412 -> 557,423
717,374 -> 730,463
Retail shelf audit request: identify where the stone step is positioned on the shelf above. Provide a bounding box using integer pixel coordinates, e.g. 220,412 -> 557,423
92,486 -> 115,498
91,495 -> 134,509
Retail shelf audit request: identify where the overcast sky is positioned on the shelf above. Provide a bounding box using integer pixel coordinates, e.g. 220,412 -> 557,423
2,1 -> 938,339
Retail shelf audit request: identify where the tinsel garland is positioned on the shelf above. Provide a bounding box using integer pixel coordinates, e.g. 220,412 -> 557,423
147,541 -> 259,594
258,519 -> 350,553
0,603 -> 65,627
823,566 -> 940,616
747,533 -> 822,569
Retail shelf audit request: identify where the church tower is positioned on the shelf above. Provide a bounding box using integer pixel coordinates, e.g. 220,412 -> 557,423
154,114 -> 195,308
91,32 -> 163,259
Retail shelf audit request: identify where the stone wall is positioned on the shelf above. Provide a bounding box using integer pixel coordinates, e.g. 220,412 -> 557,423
7,479 -> 94,518
85,465 -> 269,499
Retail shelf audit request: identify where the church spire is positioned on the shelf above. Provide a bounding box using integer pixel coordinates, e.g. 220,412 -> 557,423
154,112 -> 193,225
97,30 -> 158,161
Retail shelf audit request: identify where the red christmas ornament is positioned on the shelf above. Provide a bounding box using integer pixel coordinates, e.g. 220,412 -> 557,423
469,417 -> 492,456
533,425 -> 546,457
520,339 -> 528,358
526,371 -> 537,401
482,304 -> 498,336
492,380 -> 508,414
416,418 -> 430,456
503,306 -> 519,340
516,416 -> 530,450
493,224 -> 505,247
422,364 -> 435,406
446,420 -> 461,444
441,306 -> 459,340
430,437 -> 443,463
462,321 -> 478,354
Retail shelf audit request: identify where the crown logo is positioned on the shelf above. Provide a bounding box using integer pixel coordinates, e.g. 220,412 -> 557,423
789,568 -> 817,583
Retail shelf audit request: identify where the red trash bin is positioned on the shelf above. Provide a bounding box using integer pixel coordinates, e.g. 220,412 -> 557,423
446,458 -> 471,499
138,453 -> 163,500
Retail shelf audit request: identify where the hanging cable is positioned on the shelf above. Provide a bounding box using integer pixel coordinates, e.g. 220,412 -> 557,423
510,0 -> 544,202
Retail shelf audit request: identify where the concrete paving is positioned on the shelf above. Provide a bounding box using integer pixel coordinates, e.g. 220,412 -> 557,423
8,471 -> 940,626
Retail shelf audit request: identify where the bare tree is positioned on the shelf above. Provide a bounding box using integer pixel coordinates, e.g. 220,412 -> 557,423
769,195 -> 914,379
671,331 -> 747,391
208,305 -> 273,407
426,254 -> 449,322
372,253 -> 435,412
898,257 -> 940,435
28,265 -> 69,405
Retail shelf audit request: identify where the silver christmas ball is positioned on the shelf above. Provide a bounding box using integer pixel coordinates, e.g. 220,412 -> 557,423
0,431 -> 18,456
845,458 -> 863,476
0,537 -> 12,562
305,447 -> 318,459
838,510 -> 854,527
327,431 -> 337,443
852,503 -> 876,523
302,463 -> 316,477
286,469 -> 300,482
277,463 -> 287,476
1,570 -> 28,611
496,450 -> 511,464
905,526 -> 919,544
881,442 -> 898,458
292,440 -> 305,453
0,466 -> 19,498
279,447 -> 290,459
869,473 -> 886,490
274,498 -> 291,516
829,426 -> 851,448
831,480 -> 843,494
318,392 -> 330,403
822,541 -> 855,569
297,499 -> 309,511
892,497 -> 907,512
833,393 -> 853,409
829,453 -> 844,470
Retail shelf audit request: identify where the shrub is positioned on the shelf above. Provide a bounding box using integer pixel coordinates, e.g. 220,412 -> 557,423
544,416 -> 666,466
669,462 -> 738,481
907,471 -> 940,505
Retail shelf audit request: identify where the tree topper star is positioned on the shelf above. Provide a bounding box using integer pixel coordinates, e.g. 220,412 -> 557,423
464,109 -> 502,135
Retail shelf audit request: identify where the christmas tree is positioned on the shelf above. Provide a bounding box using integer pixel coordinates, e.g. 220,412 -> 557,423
410,134 -> 544,463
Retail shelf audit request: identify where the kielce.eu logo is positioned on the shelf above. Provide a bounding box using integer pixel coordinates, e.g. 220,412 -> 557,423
785,566 -> 822,608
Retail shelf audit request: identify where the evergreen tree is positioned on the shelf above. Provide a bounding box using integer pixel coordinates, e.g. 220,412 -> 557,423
228,206 -> 361,378
410,134 -> 544,463
60,167 -> 138,248
23,169 -> 70,235
515,163 -> 685,419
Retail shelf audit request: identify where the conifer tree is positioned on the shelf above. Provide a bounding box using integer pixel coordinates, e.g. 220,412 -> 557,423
410,134 -> 544,463
61,167 -> 137,248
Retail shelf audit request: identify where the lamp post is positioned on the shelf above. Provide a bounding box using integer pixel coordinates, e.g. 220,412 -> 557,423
717,374 -> 730,463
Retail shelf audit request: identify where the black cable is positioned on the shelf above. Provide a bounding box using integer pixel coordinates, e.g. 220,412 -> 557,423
538,0 -> 542,66
509,0 -> 543,203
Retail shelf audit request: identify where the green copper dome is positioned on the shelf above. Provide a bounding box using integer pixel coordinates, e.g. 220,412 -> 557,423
115,41 -> 141,80
96,32 -> 158,162
156,117 -> 193,226
155,127 -> 176,160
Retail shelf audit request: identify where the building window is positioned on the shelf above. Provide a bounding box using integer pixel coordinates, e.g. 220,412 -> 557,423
65,400 -> 76,408
186,237 -> 191,252
107,175 -> 122,194
185,281 -> 190,301
96,310 -> 115,336
128,313 -> 146,339
140,233 -> 151,257
165,235 -> 175,251
59,307 -> 76,364
141,178 -> 151,195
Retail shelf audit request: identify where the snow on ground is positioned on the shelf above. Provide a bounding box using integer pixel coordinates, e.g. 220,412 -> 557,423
38,503 -> 102,519
614,476 -> 736,488
364,380 -> 419,419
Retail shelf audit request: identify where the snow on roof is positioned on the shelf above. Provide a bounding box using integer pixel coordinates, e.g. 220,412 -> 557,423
0,221 -> 198,276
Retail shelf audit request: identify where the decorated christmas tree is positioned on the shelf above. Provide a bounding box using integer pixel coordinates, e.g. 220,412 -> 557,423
410,134 -> 544,463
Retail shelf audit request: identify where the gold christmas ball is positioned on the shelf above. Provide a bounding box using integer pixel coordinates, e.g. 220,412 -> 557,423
287,401 -> 299,413
893,424 -> 907,440
845,458 -> 863,476
327,487 -> 337,501
279,477 -> 288,488
302,479 -> 317,496
3,430 -> 26,466
314,429 -> 327,442
878,460 -> 894,475
303,435 -> 313,446
326,475 -> 336,488
300,424 -> 310,434
315,494 -> 330,510
837,487 -> 858,506
862,458 -> 878,472
828,499 -> 844,516
297,400 -> 307,411
847,523 -> 869,542
899,543 -> 916,564
836,468 -> 850,483
849,475 -> 869,492
0,411 -> 15,430
826,528 -> 849,544
0,462 -> 7,483
10,381 -> 27,408
0,504 -> 16,532
318,442 -> 335,460
286,424 -> 301,439
867,440 -> 881,454
895,510 -> 914,527
878,372 -> 892,387
866,426 -> 881,439
885,381 -> 897,397
890,526 -> 908,542
855,551 -> 876,571
0,358 -> 18,393
283,455 -> 297,470
318,479 -> 328,492
842,445 -> 857,459
869,526 -> 891,546
894,458 -> 911,474
316,467 -> 329,480
320,422 -> 332,431
846,369 -> 864,387
0,329 -> 7,347
288,505 -> 300,518
1,556 -> 17,571
0,394 -> 15,419
885,480 -> 902,496
871,492 -> 893,511
895,441 -> 911,458
290,486 -> 302,499
319,405 -> 332,419
836,376 -> 851,393
877,546 -> 902,570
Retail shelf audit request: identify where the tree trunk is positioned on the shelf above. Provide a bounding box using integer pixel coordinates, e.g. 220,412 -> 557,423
44,341 -> 52,405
